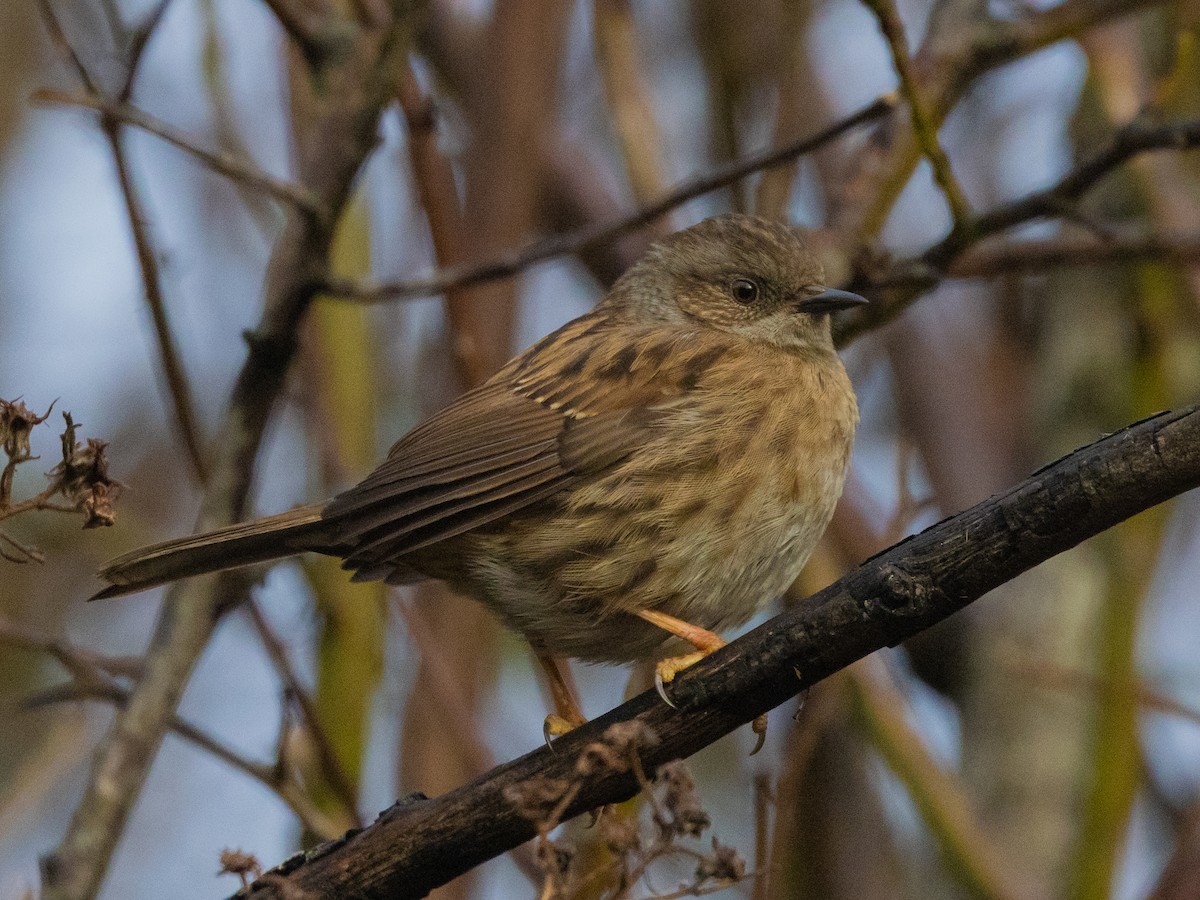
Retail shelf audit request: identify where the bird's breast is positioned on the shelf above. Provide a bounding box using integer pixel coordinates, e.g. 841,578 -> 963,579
451,345 -> 858,663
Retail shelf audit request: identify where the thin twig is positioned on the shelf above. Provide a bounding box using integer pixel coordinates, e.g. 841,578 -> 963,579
839,116 -> 1200,342
24,681 -> 346,839
32,90 -> 325,218
38,0 -> 209,484
948,229 -> 1200,277
106,1 -> 209,483
35,0 -> 96,92
0,617 -> 326,831
0,617 -> 142,680
243,600 -> 363,827
320,95 -> 897,302
0,483 -> 77,524
861,0 -> 970,228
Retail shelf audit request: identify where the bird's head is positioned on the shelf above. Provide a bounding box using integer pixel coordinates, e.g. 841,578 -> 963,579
606,214 -> 867,352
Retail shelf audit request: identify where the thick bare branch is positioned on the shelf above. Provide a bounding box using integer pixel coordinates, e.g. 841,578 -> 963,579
237,405 -> 1200,899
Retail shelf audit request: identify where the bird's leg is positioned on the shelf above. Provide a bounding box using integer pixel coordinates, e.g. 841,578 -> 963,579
636,609 -> 768,754
537,653 -> 587,746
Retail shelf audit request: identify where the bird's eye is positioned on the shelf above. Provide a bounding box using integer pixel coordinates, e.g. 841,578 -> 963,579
730,278 -> 759,304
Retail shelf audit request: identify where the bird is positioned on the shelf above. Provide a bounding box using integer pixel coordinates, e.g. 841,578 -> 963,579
93,214 -> 865,745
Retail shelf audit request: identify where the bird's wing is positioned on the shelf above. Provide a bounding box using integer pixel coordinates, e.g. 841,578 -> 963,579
322,319 -> 719,572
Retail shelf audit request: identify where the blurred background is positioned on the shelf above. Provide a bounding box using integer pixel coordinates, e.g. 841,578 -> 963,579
1,0 -> 1200,897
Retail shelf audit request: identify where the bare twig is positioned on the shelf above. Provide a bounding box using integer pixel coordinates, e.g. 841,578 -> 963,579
0,617 -> 141,681
237,406 -> 1200,898
947,229 -> 1200,277
243,600 -> 363,827
32,90 -> 325,218
24,681 -> 346,840
320,95 -> 896,302
37,1 -> 209,483
0,617 -> 322,829
839,116 -> 1200,342
3,619 -> 350,844
860,0 -> 970,228
832,0 -> 1172,239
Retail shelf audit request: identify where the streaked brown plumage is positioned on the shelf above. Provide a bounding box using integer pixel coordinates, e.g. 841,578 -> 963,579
95,215 -> 863,691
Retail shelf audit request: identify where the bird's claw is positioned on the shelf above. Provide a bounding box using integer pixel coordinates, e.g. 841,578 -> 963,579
749,713 -> 768,756
654,669 -> 678,709
543,714 -> 580,752
652,651 -> 706,709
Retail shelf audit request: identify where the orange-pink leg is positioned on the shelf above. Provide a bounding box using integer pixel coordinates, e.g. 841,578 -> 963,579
536,653 -> 587,746
636,609 -> 768,755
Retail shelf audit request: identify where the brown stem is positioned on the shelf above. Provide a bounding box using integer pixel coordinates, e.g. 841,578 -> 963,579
32,90 -> 326,218
243,600 -> 363,827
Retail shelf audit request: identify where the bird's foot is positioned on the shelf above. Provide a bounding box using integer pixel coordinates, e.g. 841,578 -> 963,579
652,651 -> 711,708
543,711 -> 587,750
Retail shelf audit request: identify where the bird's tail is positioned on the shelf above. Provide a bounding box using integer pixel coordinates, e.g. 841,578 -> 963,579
92,504 -> 331,600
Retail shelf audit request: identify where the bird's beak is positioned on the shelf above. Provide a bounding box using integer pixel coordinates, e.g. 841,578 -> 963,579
796,288 -> 869,313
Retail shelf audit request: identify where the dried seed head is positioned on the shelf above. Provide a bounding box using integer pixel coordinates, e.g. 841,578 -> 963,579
660,761 -> 710,837
0,398 -> 54,461
50,416 -> 123,527
217,848 -> 262,887
504,776 -> 571,823
695,837 -> 745,883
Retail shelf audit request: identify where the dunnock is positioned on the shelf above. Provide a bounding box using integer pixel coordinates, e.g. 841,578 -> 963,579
94,214 -> 865,740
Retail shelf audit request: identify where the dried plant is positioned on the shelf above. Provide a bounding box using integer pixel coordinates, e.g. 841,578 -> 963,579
0,399 -> 121,562
218,849 -> 263,889
506,723 -> 749,900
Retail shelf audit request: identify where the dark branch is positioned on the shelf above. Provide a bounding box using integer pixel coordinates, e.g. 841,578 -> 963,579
238,405 -> 1200,899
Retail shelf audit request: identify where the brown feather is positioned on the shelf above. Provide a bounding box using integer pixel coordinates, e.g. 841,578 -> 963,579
92,504 -> 329,599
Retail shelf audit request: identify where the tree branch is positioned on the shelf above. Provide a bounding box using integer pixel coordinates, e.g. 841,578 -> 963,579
947,229 -> 1200,277
37,0 -> 210,485
860,0 -> 971,228
837,116 -> 1200,343
318,95 -> 896,302
31,90 -> 326,218
237,405 -> 1200,899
